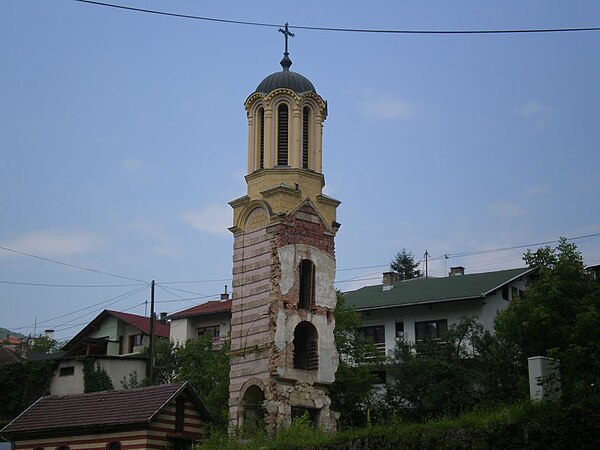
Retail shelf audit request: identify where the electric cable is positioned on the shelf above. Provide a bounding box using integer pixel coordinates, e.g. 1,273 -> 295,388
0,244 -> 148,283
73,1 -> 600,35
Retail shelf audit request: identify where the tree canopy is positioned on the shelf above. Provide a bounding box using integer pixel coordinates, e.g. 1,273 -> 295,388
495,237 -> 600,403
390,248 -> 421,280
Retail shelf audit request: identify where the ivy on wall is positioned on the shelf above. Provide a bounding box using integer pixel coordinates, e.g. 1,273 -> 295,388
0,360 -> 57,424
82,359 -> 114,393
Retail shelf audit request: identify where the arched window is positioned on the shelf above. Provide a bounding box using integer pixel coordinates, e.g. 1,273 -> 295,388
293,321 -> 318,371
299,259 -> 315,310
258,107 -> 265,169
56,446 -> 70,450
277,103 -> 289,166
302,106 -> 310,169
106,442 -> 121,450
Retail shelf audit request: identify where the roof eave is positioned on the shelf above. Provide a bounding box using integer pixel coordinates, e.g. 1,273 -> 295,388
481,267 -> 534,297
353,295 -> 483,312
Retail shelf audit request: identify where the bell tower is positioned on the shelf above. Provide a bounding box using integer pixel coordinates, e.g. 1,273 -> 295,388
228,27 -> 341,433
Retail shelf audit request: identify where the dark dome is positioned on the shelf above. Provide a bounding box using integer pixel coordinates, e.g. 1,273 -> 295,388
255,70 -> 316,94
255,54 -> 316,94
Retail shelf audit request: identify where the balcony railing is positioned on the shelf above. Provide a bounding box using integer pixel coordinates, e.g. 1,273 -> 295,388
365,341 -> 386,360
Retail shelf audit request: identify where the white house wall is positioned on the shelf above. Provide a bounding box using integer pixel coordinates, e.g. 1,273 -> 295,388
170,315 -> 231,346
170,317 -> 193,346
50,358 -> 146,395
359,298 -> 484,356
480,278 -> 529,331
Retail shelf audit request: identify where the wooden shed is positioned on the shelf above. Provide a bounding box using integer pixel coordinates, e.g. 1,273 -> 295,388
1,381 -> 210,450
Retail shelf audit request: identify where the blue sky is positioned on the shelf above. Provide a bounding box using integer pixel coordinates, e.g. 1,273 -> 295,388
2,0 -> 600,341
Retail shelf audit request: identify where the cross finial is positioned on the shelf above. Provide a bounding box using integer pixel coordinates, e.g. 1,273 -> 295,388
279,23 -> 294,54
278,22 -> 294,70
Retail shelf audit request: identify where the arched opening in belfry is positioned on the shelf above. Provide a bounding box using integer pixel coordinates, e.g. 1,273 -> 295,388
302,106 -> 311,169
293,321 -> 318,371
298,259 -> 315,310
258,107 -> 265,169
277,103 -> 289,166
240,384 -> 265,433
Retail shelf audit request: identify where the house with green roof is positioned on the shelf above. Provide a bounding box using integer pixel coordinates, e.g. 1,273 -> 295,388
343,266 -> 533,357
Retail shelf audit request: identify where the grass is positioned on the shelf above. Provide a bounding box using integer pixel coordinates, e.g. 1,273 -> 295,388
197,402 -> 540,450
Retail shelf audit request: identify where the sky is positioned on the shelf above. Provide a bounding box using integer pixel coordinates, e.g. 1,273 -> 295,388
1,0 -> 600,341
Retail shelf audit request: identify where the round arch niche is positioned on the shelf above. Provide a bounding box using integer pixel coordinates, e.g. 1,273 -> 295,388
293,321 -> 319,371
240,384 -> 265,432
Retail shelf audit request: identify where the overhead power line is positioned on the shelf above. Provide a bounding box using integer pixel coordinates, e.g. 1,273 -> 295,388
0,244 -> 148,283
0,280 -> 145,288
432,231 -> 600,261
73,1 -> 600,35
9,284 -> 149,332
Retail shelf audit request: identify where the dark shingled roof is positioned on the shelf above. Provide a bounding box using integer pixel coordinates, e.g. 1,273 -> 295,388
1,382 -> 209,438
0,347 -> 25,365
169,299 -> 232,319
255,53 -> 316,94
344,268 -> 532,311
256,69 -> 316,94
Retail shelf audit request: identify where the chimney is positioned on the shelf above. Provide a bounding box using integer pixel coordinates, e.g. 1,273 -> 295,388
220,285 -> 229,301
382,272 -> 402,291
159,312 -> 168,324
449,266 -> 465,277
44,329 -> 54,340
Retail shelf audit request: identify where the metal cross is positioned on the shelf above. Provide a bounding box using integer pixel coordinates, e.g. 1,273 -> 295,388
278,22 -> 295,54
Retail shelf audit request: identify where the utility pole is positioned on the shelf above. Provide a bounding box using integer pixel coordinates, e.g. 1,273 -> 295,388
148,280 -> 155,384
424,250 -> 429,279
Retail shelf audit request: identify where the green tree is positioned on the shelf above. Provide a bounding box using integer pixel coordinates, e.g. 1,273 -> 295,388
28,335 -> 63,354
390,248 -> 421,281
330,293 -> 381,428
137,335 -> 230,429
153,337 -> 180,384
177,333 -> 231,429
494,238 -> 600,403
386,316 -> 483,422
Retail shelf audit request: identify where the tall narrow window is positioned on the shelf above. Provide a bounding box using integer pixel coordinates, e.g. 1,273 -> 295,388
277,104 -> 288,166
299,259 -> 315,310
302,106 -> 310,169
258,107 -> 264,169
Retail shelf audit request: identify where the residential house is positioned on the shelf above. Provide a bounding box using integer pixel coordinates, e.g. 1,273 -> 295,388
0,334 -> 24,352
343,267 -> 533,357
1,381 -> 210,450
50,310 -> 170,396
169,297 -> 231,348
62,310 -> 170,357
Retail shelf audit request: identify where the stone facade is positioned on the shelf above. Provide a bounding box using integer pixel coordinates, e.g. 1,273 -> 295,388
228,202 -> 339,433
228,56 -> 340,433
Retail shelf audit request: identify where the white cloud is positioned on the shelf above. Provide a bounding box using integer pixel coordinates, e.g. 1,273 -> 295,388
361,92 -> 417,120
1,230 -> 103,257
181,204 -> 232,235
517,100 -> 557,130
